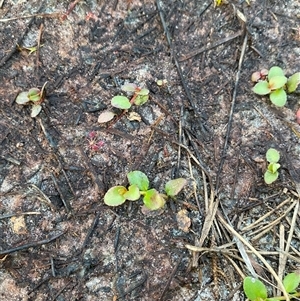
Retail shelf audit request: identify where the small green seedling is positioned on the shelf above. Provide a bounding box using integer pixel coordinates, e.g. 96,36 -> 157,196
264,148 -> 280,184
98,83 -> 149,123
15,82 -> 47,117
104,170 -> 187,211
252,66 -> 300,107
243,272 -> 300,301
17,43 -> 44,55
156,79 -> 168,86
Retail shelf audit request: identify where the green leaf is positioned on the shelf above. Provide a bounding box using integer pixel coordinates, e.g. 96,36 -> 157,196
156,79 -> 168,86
287,72 -> 300,93
111,95 -> 131,109
127,171 -> 149,191
268,162 -> 280,173
264,170 -> 279,184
121,83 -> 137,92
31,105 -> 42,117
268,66 -> 285,79
143,189 -> 166,210
165,178 -> 187,197
136,88 -> 149,96
266,148 -> 280,163
104,186 -> 127,206
252,81 -> 271,95
243,277 -> 268,301
268,76 -> 287,90
16,91 -> 30,104
123,184 -> 140,201
283,272 -> 300,293
28,88 -> 41,102
269,89 -> 287,107
134,94 -> 149,106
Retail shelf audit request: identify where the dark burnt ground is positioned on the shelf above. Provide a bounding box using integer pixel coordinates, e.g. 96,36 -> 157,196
0,1 -> 300,300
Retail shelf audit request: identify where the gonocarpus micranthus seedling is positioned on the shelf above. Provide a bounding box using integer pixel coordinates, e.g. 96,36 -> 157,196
252,66 -> 300,107
15,82 -> 47,117
103,170 -> 187,211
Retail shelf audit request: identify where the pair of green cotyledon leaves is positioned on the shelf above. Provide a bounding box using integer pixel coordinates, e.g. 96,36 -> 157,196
104,170 -> 187,211
252,66 -> 300,107
243,272 -> 300,301
15,82 -> 47,117
264,148 -> 280,184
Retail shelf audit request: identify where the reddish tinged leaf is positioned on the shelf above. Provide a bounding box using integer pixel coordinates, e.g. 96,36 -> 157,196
296,109 -> 300,125
268,76 -> 287,90
143,189 -> 165,210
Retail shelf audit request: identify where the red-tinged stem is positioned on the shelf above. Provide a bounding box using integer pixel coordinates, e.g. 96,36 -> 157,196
61,0 -> 81,21
108,92 -> 138,128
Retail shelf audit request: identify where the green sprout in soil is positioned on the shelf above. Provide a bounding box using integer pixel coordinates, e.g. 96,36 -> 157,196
98,83 -> 149,123
103,170 -> 187,211
156,79 -> 168,87
243,272 -> 300,301
252,66 -> 300,107
264,148 -> 280,184
15,82 -> 47,117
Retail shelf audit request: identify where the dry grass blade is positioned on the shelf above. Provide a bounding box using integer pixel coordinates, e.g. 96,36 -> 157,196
278,224 -> 285,295
278,200 -> 299,294
28,184 -> 56,210
217,211 -> 290,301
219,211 -> 257,278
241,197 -> 291,232
250,200 -> 297,241
198,199 -> 219,248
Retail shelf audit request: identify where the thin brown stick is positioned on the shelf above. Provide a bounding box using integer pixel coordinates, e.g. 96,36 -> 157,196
0,232 -> 65,255
61,0 -> 81,21
0,12 -> 60,23
50,173 -> 72,213
36,23 -> 44,80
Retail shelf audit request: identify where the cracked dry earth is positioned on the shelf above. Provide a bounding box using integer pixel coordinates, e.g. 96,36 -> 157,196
0,0 -> 300,300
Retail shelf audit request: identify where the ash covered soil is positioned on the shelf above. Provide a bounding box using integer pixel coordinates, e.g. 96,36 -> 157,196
0,1 -> 300,300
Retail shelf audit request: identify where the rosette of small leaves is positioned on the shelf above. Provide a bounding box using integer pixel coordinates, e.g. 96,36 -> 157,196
15,82 -> 47,117
121,83 -> 149,106
264,148 -> 280,184
103,170 -> 187,211
243,272 -> 300,301
98,83 -> 150,123
111,83 -> 149,110
252,66 -> 300,107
